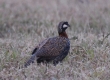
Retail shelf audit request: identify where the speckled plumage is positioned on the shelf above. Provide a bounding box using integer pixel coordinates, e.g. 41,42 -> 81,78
24,21 -> 70,67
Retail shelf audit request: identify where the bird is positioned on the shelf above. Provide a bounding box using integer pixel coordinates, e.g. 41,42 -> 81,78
24,21 -> 70,67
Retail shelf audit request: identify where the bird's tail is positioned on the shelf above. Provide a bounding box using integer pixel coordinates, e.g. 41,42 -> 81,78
24,54 -> 37,67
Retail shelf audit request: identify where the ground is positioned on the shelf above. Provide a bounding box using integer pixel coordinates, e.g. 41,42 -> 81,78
0,0 -> 110,80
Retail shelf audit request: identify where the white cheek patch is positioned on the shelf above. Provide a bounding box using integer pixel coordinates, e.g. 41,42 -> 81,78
63,24 -> 68,28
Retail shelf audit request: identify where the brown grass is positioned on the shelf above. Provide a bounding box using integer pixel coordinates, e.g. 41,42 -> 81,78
0,0 -> 110,80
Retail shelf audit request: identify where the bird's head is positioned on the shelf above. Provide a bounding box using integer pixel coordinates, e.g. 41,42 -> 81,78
58,21 -> 70,34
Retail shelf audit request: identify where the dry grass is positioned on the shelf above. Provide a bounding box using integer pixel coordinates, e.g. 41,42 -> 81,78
0,0 -> 110,80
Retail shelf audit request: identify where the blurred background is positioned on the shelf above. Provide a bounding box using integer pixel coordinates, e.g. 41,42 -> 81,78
0,0 -> 110,80
0,0 -> 110,38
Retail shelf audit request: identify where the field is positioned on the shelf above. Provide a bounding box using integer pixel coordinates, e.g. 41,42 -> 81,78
0,0 -> 110,80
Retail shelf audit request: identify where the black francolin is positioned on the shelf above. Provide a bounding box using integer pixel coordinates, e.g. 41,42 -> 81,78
24,21 -> 70,67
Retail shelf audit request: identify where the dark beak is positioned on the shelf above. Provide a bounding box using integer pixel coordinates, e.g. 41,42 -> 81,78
68,24 -> 71,27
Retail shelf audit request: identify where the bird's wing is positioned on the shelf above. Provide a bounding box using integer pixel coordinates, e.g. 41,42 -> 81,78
31,47 -> 38,55
53,42 -> 70,65
31,38 -> 49,55
35,37 -> 69,57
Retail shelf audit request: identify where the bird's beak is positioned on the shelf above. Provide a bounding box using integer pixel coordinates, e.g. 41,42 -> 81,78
68,24 -> 71,27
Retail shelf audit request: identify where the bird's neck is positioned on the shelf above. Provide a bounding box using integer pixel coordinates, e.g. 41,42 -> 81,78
59,31 -> 68,38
